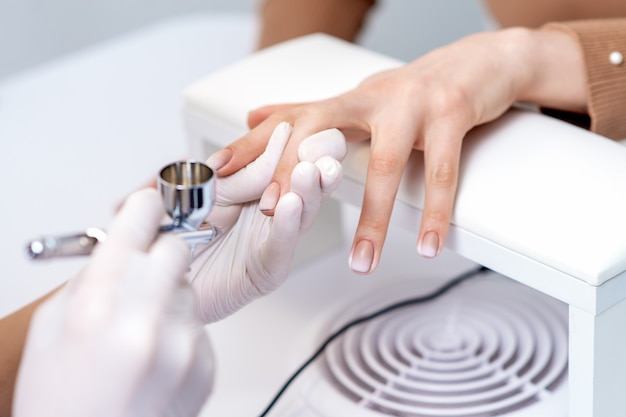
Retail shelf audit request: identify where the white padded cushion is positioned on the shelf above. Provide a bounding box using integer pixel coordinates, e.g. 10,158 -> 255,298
184,34 -> 402,131
183,33 -> 626,286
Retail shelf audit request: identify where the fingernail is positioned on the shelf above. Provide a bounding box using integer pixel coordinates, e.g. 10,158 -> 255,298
350,240 -> 374,273
418,231 -> 439,258
295,161 -> 315,177
206,148 -> 233,171
259,182 -> 280,214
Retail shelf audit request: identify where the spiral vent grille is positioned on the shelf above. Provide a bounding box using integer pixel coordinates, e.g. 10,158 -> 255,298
321,273 -> 568,416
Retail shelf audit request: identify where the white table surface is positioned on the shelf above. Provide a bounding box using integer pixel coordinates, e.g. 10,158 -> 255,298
0,13 -> 257,317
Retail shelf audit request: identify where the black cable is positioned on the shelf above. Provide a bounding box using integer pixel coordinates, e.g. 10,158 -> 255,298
257,264 -> 490,417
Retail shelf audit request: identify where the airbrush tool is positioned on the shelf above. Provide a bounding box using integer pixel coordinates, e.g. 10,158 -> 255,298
26,160 -> 220,260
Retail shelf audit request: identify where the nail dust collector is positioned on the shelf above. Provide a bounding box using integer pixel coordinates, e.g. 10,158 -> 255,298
182,34 -> 626,417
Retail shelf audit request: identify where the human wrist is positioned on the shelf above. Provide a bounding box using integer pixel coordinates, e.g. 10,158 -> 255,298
513,26 -> 587,112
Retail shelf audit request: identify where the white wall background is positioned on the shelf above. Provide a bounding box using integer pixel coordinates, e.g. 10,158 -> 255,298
0,0 -> 490,79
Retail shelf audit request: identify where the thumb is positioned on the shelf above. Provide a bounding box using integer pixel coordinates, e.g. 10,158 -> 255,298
298,128 -> 347,163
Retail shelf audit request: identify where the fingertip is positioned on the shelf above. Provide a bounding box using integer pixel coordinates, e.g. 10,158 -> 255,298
349,239 -> 377,274
206,148 -> 233,171
292,160 -> 318,183
298,128 -> 348,162
217,120 -> 282,176
107,188 -> 165,251
315,156 -> 343,195
417,230 -> 440,258
316,156 -> 341,177
259,182 -> 281,215
216,149 -> 253,177
214,152 -> 240,177
119,188 -> 163,220
126,186 -> 161,203
247,104 -> 291,129
267,121 -> 293,152
275,191 -> 304,215
290,161 -> 321,203
247,108 -> 265,128
272,191 -> 304,239
150,234 -> 191,278
275,120 -> 293,133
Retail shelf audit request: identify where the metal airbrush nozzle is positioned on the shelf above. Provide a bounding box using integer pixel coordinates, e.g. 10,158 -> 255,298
26,160 -> 220,260
158,160 -> 214,230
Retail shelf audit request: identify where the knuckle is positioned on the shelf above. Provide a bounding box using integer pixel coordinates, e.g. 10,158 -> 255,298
369,151 -> 402,178
293,104 -> 325,121
359,217 -> 389,237
431,89 -> 469,116
428,161 -> 457,187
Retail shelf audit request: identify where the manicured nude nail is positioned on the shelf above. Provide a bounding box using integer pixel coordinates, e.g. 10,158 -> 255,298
350,240 -> 374,273
418,231 -> 439,258
259,182 -> 280,214
206,148 -> 233,171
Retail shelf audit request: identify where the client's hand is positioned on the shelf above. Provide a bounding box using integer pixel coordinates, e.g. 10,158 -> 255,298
189,122 -> 346,323
14,189 -> 213,417
216,27 -> 586,274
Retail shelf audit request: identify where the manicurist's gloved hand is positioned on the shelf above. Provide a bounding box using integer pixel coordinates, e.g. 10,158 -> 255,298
14,189 -> 213,417
189,122 -> 346,323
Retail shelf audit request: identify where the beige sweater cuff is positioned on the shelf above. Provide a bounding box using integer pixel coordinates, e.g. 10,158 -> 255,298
543,19 -> 626,140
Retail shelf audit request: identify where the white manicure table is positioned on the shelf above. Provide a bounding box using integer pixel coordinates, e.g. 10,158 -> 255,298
184,34 -> 626,417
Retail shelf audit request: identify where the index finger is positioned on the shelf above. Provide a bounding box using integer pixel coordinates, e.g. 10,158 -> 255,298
247,103 -> 306,129
216,104 -> 306,177
70,188 -> 167,305
259,100 -> 354,216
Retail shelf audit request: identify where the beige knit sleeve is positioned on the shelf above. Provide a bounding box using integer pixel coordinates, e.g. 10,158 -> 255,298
543,19 -> 626,140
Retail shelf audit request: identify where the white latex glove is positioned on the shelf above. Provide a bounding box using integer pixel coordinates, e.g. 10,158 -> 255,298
14,189 -> 213,417
190,122 -> 347,323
